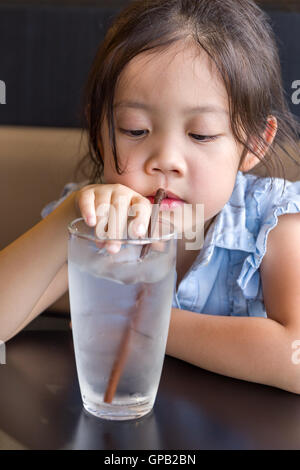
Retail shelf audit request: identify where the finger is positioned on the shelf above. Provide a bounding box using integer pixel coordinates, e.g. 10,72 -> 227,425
77,188 -> 96,226
107,192 -> 131,240
149,240 -> 165,253
94,228 -> 120,254
94,240 -> 105,250
105,240 -> 122,254
95,192 -> 111,239
128,196 -> 153,238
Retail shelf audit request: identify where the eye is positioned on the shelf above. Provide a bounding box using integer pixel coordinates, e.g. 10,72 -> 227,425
119,129 -> 147,137
190,134 -> 217,142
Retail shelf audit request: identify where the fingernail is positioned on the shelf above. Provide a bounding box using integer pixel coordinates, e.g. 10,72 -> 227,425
87,215 -> 96,226
135,223 -> 146,236
107,243 -> 120,254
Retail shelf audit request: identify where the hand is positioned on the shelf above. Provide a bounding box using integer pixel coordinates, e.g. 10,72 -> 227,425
75,183 -> 153,254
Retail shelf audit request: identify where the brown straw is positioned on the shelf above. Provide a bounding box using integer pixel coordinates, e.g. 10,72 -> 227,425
103,188 -> 166,404
103,288 -> 144,404
139,188 -> 166,259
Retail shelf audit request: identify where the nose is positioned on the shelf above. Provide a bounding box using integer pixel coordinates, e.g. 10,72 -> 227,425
145,142 -> 187,177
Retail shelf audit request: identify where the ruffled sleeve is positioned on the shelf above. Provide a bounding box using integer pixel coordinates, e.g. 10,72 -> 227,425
40,181 -> 89,219
236,178 -> 300,299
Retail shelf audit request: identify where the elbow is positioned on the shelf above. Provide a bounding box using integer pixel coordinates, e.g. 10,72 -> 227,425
288,335 -> 300,394
287,366 -> 300,396
268,329 -> 300,395
272,371 -> 300,396
270,324 -> 300,394
281,336 -> 300,395
285,376 -> 300,396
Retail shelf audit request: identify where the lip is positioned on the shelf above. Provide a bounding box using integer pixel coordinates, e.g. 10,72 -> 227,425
146,193 -> 185,210
159,198 -> 184,209
146,190 -> 183,200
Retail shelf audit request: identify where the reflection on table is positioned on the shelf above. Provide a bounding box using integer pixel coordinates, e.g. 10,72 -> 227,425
0,329 -> 300,450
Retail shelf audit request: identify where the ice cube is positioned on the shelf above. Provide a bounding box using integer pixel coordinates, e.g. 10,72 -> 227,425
74,241 -> 173,285
85,244 -> 138,281
136,251 -> 173,283
111,244 -> 140,263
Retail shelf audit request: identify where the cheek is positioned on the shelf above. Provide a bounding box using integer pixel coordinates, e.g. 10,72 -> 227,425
203,175 -> 236,217
102,138 -> 128,183
102,136 -> 144,188
100,120 -> 133,182
103,156 -> 118,183
103,152 -> 141,190
188,154 -> 238,218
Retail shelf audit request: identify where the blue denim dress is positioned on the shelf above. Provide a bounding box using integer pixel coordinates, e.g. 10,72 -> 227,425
41,172 -> 300,318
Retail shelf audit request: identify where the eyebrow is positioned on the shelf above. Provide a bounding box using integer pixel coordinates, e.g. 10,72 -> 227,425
114,101 -> 227,115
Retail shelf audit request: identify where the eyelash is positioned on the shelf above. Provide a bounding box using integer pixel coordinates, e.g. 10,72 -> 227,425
119,129 -> 217,142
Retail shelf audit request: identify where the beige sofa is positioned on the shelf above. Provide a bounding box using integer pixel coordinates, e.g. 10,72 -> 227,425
1,126 -> 299,315
0,126 -> 89,314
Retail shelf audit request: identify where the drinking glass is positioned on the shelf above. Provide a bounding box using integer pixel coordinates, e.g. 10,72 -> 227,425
67,217 -> 177,420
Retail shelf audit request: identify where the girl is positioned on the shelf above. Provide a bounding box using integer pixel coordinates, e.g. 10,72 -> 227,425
1,0 -> 300,394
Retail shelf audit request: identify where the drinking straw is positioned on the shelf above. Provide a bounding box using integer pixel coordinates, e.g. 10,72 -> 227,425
103,188 -> 166,404
139,188 -> 166,259
103,288 -> 145,404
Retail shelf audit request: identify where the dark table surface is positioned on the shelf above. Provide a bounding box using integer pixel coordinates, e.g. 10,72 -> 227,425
0,328 -> 300,450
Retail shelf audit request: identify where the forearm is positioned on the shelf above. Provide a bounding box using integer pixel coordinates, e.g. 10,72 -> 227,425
166,308 -> 300,394
0,191 -> 78,340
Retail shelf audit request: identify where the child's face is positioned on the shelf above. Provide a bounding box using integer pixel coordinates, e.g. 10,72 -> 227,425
100,39 -> 245,232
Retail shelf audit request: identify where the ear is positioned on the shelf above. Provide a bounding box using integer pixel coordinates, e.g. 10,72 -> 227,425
239,116 -> 278,172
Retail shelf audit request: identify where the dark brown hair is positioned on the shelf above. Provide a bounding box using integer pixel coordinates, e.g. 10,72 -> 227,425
75,0 -> 300,188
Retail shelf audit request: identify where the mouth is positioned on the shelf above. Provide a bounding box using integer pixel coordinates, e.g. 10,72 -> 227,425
146,190 -> 185,209
146,190 -> 184,201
